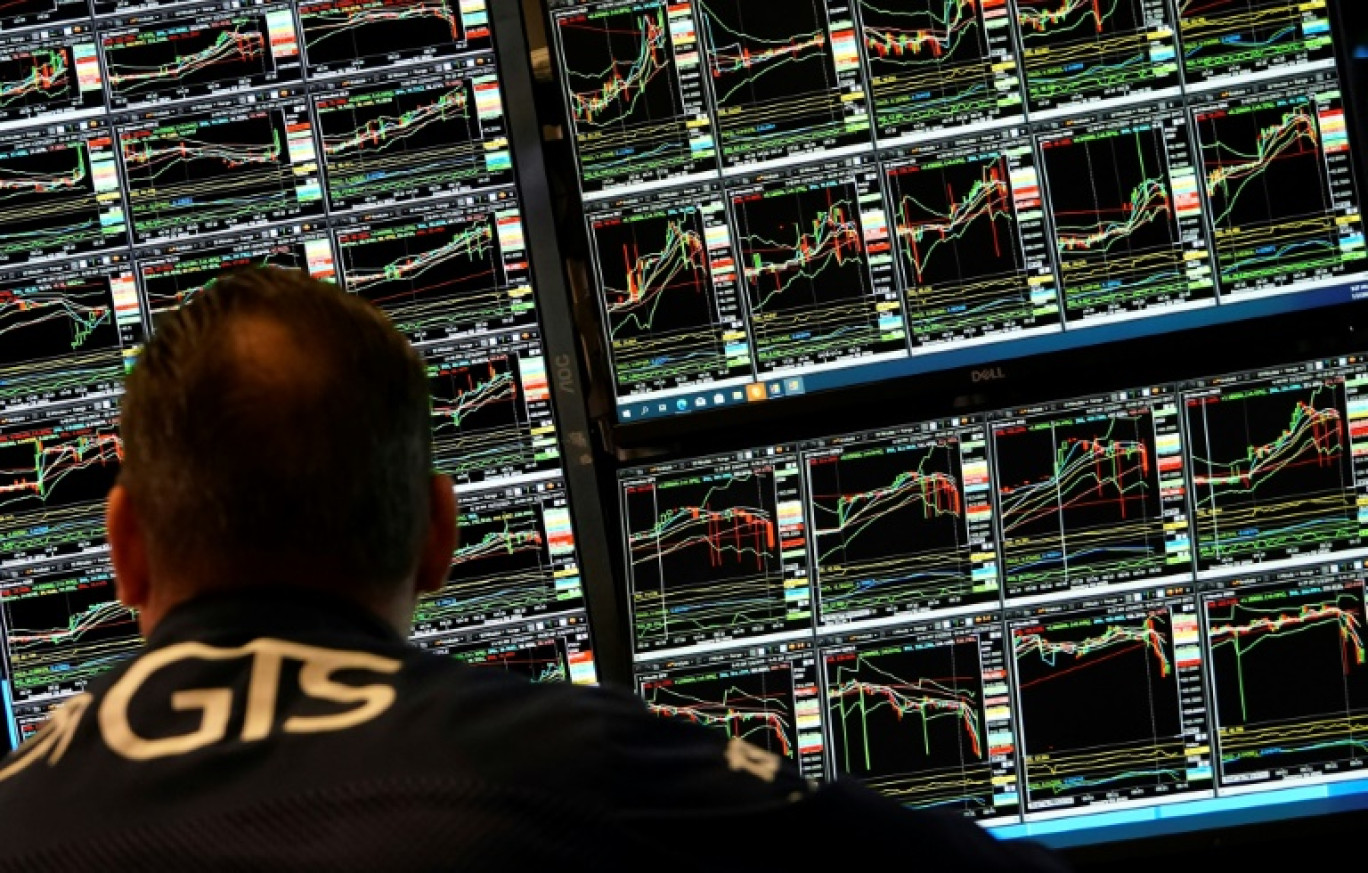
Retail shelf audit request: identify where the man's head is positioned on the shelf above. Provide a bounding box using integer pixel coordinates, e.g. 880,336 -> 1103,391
107,267 -> 456,635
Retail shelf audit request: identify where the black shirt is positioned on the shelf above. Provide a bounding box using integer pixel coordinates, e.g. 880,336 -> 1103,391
0,587 -> 1070,872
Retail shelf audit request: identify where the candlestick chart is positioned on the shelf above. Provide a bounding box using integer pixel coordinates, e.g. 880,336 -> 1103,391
856,0 -> 1021,141
101,15 -> 279,108
1040,120 -> 1202,321
806,436 -> 989,622
298,0 -> 474,76
0,130 -> 122,263
1204,577 -> 1368,782
337,201 -> 534,344
428,351 -> 552,488
623,465 -> 798,651
823,636 -> 1000,813
1193,85 -> 1359,297
640,660 -> 800,760
887,144 -> 1058,344
1012,603 -> 1191,808
994,409 -> 1171,596
0,564 -> 142,715
732,174 -> 899,371
1176,0 -> 1337,86
413,501 -> 562,632
120,105 -> 323,242
590,200 -> 743,394
1185,378 -> 1358,570
314,71 -> 508,212
697,0 -> 868,166
555,1 -> 713,192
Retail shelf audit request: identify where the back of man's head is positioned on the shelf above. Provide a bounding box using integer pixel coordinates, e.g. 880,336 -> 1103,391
118,266 -> 433,603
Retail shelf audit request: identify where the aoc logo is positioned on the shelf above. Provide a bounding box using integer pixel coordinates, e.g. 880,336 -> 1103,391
971,366 -> 1008,383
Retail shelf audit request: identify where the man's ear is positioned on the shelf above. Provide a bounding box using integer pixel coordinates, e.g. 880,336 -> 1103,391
415,474 -> 457,594
106,484 -> 150,610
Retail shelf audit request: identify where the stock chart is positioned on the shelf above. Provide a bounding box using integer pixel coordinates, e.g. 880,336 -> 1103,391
1191,73 -> 1366,299
989,389 -> 1190,599
1008,588 -> 1211,813
803,419 -> 999,623
1202,568 -> 1368,786
1177,0 -> 1336,88
1012,0 -> 1179,116
1037,102 -> 1215,322
411,480 -> 581,636
696,0 -> 870,169
621,450 -> 812,653
821,616 -> 1019,819
585,182 -> 751,398
1183,367 -> 1364,573
883,128 -> 1060,346
857,0 -> 1023,145
552,0 -> 717,195
333,192 -> 537,345
729,156 -> 904,374
637,644 -> 826,778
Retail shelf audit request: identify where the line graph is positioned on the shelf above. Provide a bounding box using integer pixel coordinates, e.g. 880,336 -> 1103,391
442,631 -> 584,684
102,16 -> 281,109
0,272 -> 118,370
0,0 -> 90,31
298,0 -> 481,77
697,0 -> 869,168
1040,113 -> 1213,322
993,400 -> 1182,597
0,406 -> 121,517
1012,0 -> 1179,114
313,66 -> 511,212
1011,599 -> 1202,809
806,430 -> 997,622
641,660 -> 800,760
1204,576 -> 1368,782
589,192 -> 749,396
731,167 -> 904,372
554,1 -> 715,193
336,199 -> 536,344
427,349 -> 556,489
824,635 -> 1003,813
0,127 -> 124,263
1185,377 -> 1359,570
0,349 -> 125,418
855,0 -> 1023,143
135,230 -> 327,332
885,139 -> 1060,345
120,101 -> 325,242
1193,80 -> 1363,298
1177,0 -> 1336,86
412,502 -> 563,632
1,560 -> 142,709
0,502 -> 106,568
622,458 -> 809,653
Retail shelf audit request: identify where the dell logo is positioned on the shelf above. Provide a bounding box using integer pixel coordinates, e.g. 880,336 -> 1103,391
971,367 -> 1007,383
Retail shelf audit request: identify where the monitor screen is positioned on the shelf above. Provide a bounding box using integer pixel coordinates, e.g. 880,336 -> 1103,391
0,0 -> 606,751
544,0 -> 1368,431
615,320 -> 1368,856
